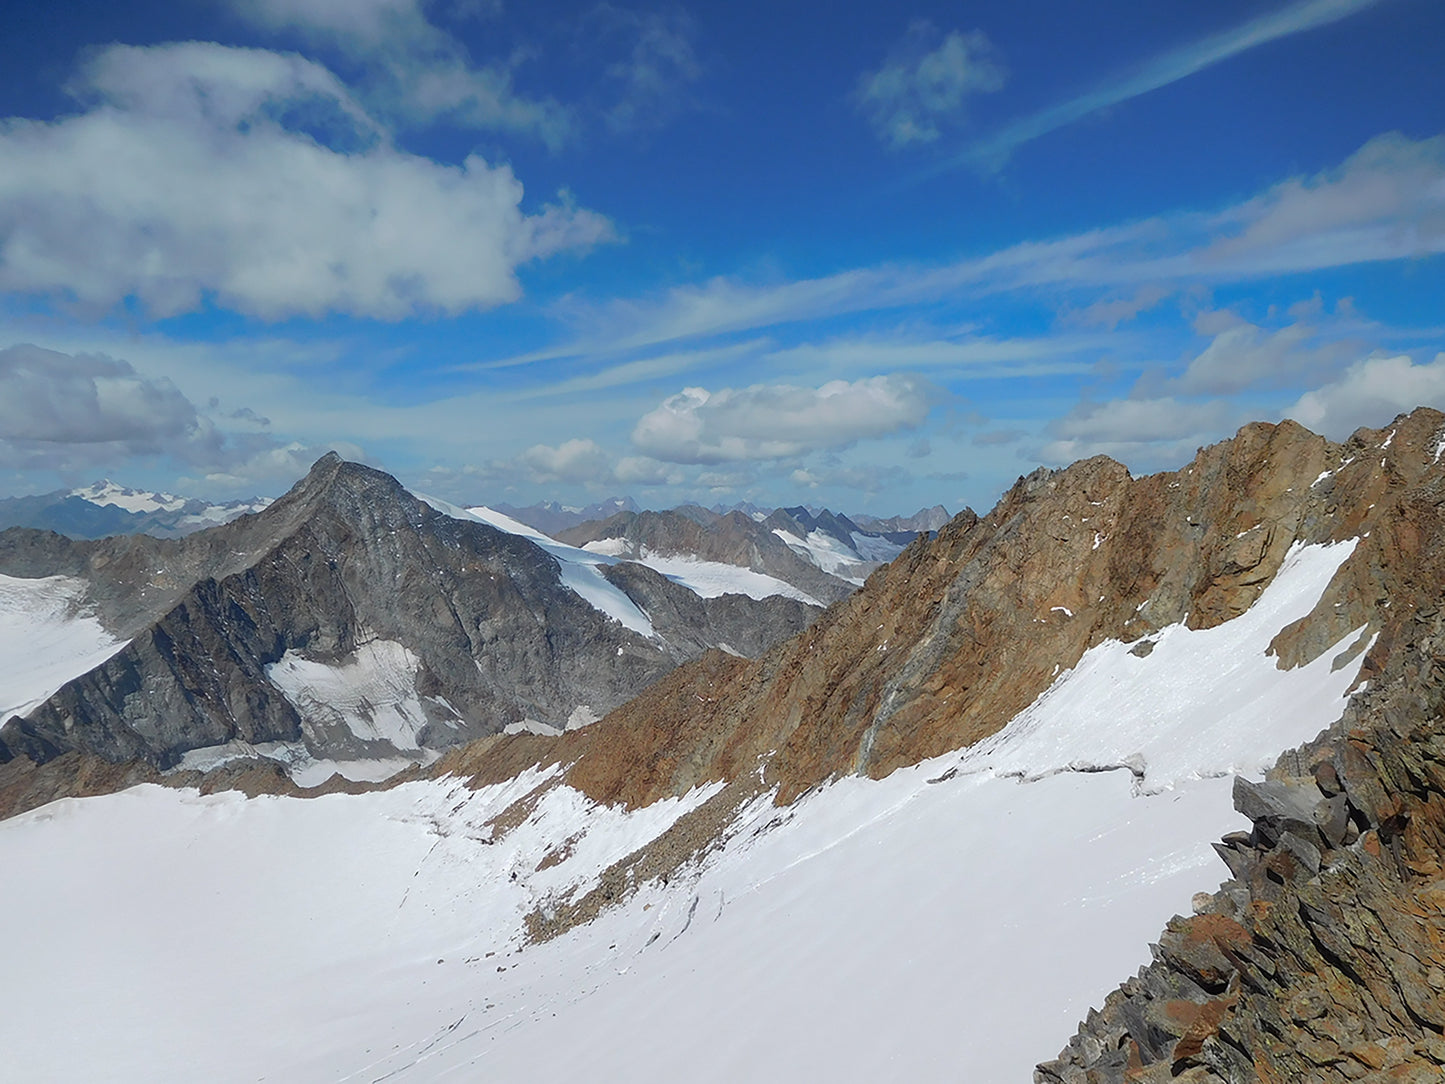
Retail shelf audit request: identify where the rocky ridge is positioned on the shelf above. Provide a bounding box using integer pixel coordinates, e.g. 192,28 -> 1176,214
423,409 -> 1444,951
1034,443 -> 1445,1080
0,455 -> 818,802
556,507 -> 859,603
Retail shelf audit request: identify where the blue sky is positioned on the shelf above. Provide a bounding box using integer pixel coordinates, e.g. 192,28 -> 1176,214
0,0 -> 1441,516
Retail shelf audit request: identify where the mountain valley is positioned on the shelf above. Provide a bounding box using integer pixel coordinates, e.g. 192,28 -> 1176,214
4,410 -> 1445,1080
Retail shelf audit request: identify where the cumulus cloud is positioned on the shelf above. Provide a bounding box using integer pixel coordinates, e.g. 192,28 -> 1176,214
227,0 -> 571,145
1040,396 -> 1238,467
1173,304 -> 1358,395
0,42 -> 612,320
856,22 -> 1005,148
0,343 -> 350,485
1285,353 -> 1445,439
631,376 -> 935,464
0,344 -> 203,465
614,455 -> 683,486
516,438 -> 614,484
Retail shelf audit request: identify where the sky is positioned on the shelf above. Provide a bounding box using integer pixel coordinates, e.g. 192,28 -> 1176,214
0,0 -> 1441,516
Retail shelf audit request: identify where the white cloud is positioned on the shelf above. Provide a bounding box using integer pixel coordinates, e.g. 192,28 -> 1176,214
517,438 -> 614,484
1285,353 -> 1445,438
228,0 -> 571,146
766,331 -> 1103,378
614,456 -> 683,486
632,376 -> 935,463
230,0 -> 445,52
1069,286 -> 1170,330
1040,396 -> 1238,466
856,22 -> 1005,148
0,43 -> 613,320
0,342 -> 351,485
543,133 -> 1444,361
790,463 -> 907,496
955,0 -> 1382,168
195,439 -> 368,491
0,344 -> 201,462
1199,132 -> 1445,274
1173,305 -> 1358,395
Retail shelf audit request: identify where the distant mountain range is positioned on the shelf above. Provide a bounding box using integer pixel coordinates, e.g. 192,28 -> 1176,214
0,481 -> 270,539
492,497 -> 640,536
497,496 -> 951,540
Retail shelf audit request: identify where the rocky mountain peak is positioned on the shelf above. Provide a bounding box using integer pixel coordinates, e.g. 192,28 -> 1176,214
0,454 -> 822,798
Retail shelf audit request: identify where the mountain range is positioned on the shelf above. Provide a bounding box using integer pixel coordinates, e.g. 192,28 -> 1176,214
3,411 -> 1445,1080
0,480 -> 271,539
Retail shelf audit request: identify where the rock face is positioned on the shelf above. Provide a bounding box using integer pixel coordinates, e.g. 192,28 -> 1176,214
422,409 -> 1445,957
0,455 -> 819,789
1034,416 -> 1445,1082
1036,624 -> 1445,1082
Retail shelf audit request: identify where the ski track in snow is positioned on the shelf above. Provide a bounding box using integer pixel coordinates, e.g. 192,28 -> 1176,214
0,541 -> 1374,1081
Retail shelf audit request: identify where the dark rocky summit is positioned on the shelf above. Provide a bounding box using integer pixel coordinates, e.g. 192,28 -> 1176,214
0,454 -> 819,792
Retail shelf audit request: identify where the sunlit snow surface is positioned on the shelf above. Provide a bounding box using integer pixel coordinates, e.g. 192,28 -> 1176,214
436,500 -> 655,637
0,573 -> 126,720
0,542 -> 1372,1081
582,545 -> 824,605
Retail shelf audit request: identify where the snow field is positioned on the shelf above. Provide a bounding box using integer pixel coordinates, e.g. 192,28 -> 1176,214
0,542 -> 1375,1081
0,573 -> 126,720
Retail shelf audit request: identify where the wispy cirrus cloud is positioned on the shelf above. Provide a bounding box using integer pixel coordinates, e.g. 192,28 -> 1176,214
528,132 -> 1444,361
952,0 -> 1383,170
227,0 -> 573,146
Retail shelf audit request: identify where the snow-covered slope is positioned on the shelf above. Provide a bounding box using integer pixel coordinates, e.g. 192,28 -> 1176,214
422,499 -> 655,636
461,502 -> 822,610
0,541 -> 1370,1081
580,540 -> 824,605
0,573 -> 127,720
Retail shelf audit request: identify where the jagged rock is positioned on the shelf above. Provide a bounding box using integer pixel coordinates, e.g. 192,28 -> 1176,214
0,455 -> 819,802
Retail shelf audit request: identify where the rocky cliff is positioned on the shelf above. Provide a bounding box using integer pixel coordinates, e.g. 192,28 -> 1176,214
0,455 -> 818,792
419,409 -> 1445,959
9,409 -> 1445,1080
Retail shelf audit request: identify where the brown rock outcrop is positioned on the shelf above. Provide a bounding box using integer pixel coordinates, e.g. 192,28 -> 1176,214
450,409 -> 1444,818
